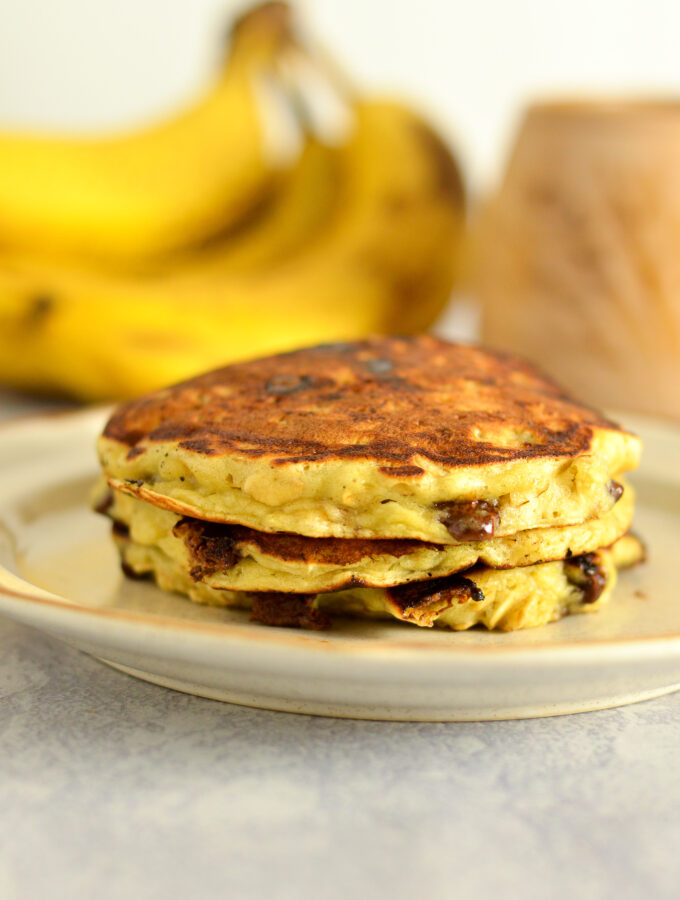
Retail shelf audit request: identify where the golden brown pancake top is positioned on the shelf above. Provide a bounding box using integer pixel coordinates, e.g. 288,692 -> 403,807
104,336 -> 624,470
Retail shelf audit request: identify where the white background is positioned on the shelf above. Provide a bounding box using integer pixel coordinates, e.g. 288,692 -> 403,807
1,0 -> 680,189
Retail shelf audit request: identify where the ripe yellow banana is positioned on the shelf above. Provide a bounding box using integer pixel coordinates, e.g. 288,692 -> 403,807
160,135 -> 342,275
0,99 -> 465,400
0,2 -> 301,263
8,133 -> 342,280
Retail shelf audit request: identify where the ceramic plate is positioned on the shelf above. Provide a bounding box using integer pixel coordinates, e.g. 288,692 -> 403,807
0,407 -> 678,721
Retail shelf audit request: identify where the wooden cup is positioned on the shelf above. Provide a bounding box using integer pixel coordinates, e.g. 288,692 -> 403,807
476,100 -> 680,418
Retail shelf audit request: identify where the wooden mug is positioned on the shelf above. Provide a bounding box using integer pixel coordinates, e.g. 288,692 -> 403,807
476,100 -> 680,418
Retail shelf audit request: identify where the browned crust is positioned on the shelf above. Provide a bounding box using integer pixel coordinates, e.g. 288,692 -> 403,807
108,478 -> 231,523
170,515 -> 439,568
173,518 -> 240,580
385,574 -> 484,626
249,593 -> 330,630
102,337 -> 626,470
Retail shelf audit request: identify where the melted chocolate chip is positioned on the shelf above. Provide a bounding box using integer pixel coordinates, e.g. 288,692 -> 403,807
249,593 -> 329,630
565,553 -> 607,604
124,478 -> 144,487
94,490 -> 113,515
120,560 -> 151,581
389,573 -> 484,611
111,521 -> 129,539
435,499 -> 500,541
385,573 -> 484,625
173,518 -> 239,580
264,373 -> 315,396
608,480 -> 624,503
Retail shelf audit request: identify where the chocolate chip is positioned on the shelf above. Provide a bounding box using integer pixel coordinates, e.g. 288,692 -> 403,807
93,490 -> 113,515
111,521 -> 129,538
435,499 -> 500,541
608,480 -> 624,503
565,553 -> 607,604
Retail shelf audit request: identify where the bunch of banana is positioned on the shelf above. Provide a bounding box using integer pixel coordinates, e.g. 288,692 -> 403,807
0,2 -> 302,263
0,3 -> 465,401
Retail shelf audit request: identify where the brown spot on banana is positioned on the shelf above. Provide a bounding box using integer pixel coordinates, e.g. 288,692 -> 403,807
411,119 -> 464,207
23,294 -> 55,329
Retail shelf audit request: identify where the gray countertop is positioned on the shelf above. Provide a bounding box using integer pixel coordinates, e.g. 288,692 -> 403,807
1,389 -> 679,900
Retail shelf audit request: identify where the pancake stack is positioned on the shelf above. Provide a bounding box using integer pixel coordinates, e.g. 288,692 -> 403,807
95,337 -> 644,631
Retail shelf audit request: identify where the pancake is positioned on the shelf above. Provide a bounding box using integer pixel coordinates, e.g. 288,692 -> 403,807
99,479 -> 635,593
111,529 -> 645,632
98,337 -> 641,542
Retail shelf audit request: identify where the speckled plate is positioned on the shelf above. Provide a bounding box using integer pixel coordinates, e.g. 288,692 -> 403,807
0,406 -> 678,721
